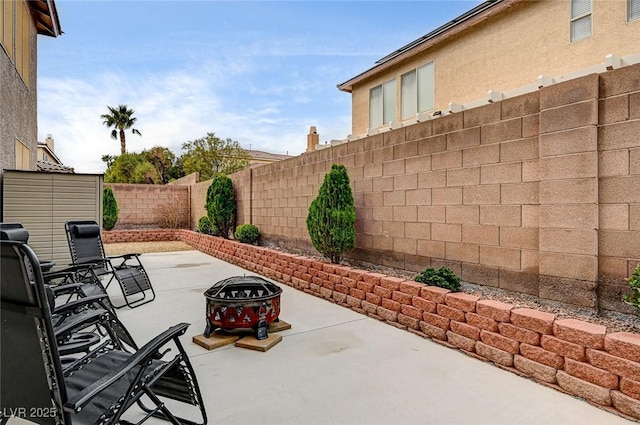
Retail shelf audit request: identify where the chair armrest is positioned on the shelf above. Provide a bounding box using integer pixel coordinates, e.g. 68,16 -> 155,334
54,308 -> 109,338
49,282 -> 85,297
53,294 -> 109,316
107,253 -> 142,261
64,322 -> 190,411
45,263 -> 99,280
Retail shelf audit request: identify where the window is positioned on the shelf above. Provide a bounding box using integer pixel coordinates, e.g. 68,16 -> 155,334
401,62 -> 435,120
630,0 -> 640,21
369,79 -> 396,129
15,139 -> 30,170
1,0 -> 15,61
571,0 -> 591,41
0,0 -> 30,86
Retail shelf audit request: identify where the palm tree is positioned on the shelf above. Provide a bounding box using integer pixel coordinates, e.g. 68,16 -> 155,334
101,105 -> 141,155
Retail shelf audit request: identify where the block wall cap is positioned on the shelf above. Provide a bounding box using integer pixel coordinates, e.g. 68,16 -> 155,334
553,318 -> 606,349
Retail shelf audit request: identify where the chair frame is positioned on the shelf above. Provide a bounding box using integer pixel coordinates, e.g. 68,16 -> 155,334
0,240 -> 207,425
65,220 -> 156,309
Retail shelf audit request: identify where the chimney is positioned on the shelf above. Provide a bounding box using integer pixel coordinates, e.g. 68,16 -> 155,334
307,126 -> 319,153
45,134 -> 54,151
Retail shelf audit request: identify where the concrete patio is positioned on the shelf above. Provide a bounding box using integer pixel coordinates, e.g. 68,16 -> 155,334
109,249 -> 634,425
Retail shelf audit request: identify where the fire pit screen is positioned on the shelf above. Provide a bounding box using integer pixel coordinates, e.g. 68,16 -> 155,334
204,276 -> 282,340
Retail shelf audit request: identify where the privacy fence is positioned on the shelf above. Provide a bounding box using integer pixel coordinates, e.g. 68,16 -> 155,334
109,62 -> 640,315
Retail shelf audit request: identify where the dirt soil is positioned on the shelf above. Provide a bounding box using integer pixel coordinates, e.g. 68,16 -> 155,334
104,241 -> 194,256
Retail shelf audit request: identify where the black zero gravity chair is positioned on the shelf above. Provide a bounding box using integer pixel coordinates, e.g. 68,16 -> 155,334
65,220 -> 155,309
0,240 -> 207,425
0,222 -> 111,309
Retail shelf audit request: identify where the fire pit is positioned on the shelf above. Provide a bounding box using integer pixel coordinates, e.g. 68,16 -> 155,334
204,276 -> 282,340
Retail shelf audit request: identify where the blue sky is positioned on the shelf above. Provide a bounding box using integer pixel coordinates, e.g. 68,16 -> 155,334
38,1 -> 481,173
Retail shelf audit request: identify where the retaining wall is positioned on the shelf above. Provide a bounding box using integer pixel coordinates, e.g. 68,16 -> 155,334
164,229 -> 640,421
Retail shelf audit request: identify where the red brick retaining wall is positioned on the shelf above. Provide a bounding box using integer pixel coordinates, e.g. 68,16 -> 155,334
176,229 -> 640,421
102,229 -> 180,244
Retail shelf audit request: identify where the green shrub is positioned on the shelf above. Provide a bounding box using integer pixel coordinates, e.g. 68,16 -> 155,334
198,216 -> 220,236
414,267 -> 461,292
623,264 -> 640,315
235,224 -> 260,245
306,163 -> 356,264
103,187 -> 119,230
205,175 -> 236,239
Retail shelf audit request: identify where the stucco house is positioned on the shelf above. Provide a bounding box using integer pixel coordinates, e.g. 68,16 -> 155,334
37,134 -> 74,173
1,0 -> 62,174
339,0 -> 640,136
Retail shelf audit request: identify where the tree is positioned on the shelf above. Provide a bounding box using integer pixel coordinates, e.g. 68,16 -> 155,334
104,153 -> 160,184
101,104 -> 142,155
101,154 -> 115,168
141,146 -> 176,184
103,187 -> 119,230
180,133 -> 250,181
206,175 -> 236,239
306,164 -> 356,264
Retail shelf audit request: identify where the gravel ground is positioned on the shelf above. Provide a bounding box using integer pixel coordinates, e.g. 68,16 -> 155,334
105,240 -> 640,334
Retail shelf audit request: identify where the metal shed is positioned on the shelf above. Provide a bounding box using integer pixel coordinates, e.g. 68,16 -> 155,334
1,170 -> 103,269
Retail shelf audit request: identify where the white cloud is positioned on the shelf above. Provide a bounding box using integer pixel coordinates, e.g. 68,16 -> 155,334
38,61 -> 350,174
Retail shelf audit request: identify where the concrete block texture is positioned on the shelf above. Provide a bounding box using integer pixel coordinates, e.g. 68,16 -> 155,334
540,73 -> 599,110
170,64 -> 640,317
540,100 -> 598,134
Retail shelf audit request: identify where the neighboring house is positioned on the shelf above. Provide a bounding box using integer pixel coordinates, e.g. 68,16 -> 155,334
338,0 -> 640,136
36,134 -> 74,173
246,149 -> 293,167
1,0 -> 61,174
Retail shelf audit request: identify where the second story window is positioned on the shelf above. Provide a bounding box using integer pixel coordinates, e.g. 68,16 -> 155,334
401,61 -> 435,120
630,0 -> 640,21
571,0 -> 592,41
369,79 -> 396,129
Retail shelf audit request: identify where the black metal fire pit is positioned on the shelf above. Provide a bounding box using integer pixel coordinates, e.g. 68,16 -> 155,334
204,276 -> 282,340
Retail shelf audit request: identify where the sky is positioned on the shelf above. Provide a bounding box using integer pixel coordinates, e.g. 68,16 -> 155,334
37,0 -> 482,174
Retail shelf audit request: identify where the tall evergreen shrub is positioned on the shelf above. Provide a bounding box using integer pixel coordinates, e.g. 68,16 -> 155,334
103,187 -> 119,230
306,163 -> 356,264
206,175 -> 236,239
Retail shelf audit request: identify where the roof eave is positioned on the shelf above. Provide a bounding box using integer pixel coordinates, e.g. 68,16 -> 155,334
337,0 -> 521,92
29,0 -> 62,37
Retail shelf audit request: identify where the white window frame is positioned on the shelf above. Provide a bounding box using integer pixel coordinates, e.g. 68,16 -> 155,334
570,0 -> 592,42
630,0 -> 640,21
369,79 -> 396,129
401,61 -> 435,120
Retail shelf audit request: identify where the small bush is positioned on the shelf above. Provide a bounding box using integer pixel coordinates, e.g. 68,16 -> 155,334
206,175 -> 236,239
624,264 -> 640,315
198,216 -> 220,236
414,267 -> 461,292
103,187 -> 119,230
158,192 -> 188,229
306,164 -> 356,264
235,224 -> 260,245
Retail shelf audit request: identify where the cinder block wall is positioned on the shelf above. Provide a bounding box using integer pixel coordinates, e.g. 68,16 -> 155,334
113,63 -> 640,314
224,63 -> 640,314
108,183 -> 190,229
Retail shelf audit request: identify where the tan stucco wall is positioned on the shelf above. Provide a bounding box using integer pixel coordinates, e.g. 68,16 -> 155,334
0,0 -> 38,173
350,0 -> 640,134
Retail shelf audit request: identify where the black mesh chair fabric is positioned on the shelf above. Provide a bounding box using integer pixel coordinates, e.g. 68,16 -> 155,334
0,241 -> 207,425
65,220 -> 156,309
